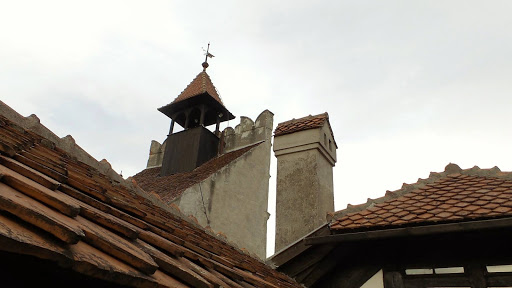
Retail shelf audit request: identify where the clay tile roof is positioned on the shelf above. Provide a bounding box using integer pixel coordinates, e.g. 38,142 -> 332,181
330,163 -> 512,233
0,113 -> 300,288
172,71 -> 224,106
274,113 -> 329,137
132,142 -> 262,203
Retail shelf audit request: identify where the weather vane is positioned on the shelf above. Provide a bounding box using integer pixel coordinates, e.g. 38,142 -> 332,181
201,42 -> 215,71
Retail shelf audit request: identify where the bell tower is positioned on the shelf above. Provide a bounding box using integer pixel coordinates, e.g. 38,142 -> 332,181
158,48 -> 235,175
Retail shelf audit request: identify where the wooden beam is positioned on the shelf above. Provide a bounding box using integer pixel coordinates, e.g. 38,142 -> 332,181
305,217 -> 512,245
268,224 -> 330,268
467,264 -> 487,288
277,244 -> 335,278
169,119 -> 175,135
403,275 -> 469,287
383,271 -> 405,288
299,245 -> 353,287
314,265 -> 380,288
487,273 -> 512,286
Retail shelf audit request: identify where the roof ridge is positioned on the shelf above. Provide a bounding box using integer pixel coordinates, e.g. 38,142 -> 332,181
202,71 -> 224,104
0,100 -> 126,186
332,163 -> 512,221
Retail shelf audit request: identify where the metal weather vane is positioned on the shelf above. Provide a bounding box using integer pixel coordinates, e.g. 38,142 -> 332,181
201,42 -> 215,71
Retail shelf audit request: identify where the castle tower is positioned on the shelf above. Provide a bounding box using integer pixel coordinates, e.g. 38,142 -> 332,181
157,60 -> 235,176
273,113 -> 337,252
136,53 -> 273,259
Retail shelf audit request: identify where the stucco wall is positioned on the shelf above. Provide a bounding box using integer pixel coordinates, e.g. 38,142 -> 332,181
172,111 -> 273,259
274,126 -> 336,166
274,122 -> 336,252
274,148 -> 334,252
222,110 -> 273,153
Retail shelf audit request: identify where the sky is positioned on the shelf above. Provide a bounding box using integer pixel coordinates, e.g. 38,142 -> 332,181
1,0 -> 512,256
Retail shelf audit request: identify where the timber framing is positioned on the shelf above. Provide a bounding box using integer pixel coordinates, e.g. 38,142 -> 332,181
384,265 -> 512,288
272,163 -> 512,287
276,222 -> 512,287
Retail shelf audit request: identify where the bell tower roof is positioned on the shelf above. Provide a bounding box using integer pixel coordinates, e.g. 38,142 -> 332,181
172,70 -> 224,106
158,69 -> 235,128
158,43 -> 234,127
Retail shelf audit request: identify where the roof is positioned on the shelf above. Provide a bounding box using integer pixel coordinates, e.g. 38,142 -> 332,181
330,163 -> 512,232
133,142 -> 262,203
157,70 -> 235,126
0,113 -> 300,288
271,163 -> 512,287
274,113 -> 327,136
173,71 -> 223,106
274,113 -> 337,147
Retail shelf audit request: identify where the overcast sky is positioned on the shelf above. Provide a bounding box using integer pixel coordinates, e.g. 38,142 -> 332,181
2,0 -> 512,256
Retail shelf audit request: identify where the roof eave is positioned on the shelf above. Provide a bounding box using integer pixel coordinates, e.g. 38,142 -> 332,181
267,223 -> 330,268
305,216 -> 512,246
158,93 -> 235,124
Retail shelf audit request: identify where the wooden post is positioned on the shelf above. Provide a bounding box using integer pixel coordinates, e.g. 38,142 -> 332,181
199,105 -> 206,126
467,265 -> 487,288
168,119 -> 175,135
215,115 -> 220,135
383,270 -> 405,288
184,111 -> 190,129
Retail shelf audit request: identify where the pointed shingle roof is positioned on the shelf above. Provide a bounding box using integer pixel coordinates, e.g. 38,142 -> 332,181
158,70 -> 235,126
173,71 -> 224,106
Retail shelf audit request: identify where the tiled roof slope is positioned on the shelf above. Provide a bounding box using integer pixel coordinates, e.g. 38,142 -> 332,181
274,113 -> 328,136
172,71 -> 224,105
0,114 -> 300,288
330,163 -> 512,232
133,143 -> 261,203
275,113 -> 337,148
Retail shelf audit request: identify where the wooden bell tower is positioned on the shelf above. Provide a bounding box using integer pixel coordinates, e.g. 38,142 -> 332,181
157,47 -> 235,175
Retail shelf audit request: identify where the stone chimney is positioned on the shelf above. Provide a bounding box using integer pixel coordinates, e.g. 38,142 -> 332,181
273,113 -> 337,252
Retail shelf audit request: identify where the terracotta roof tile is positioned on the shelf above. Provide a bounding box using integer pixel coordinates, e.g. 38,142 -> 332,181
430,208 -> 443,215
331,163 -> 512,233
172,71 -> 224,106
0,114 -> 301,287
436,212 -> 453,219
274,113 -> 337,147
132,143 -> 261,203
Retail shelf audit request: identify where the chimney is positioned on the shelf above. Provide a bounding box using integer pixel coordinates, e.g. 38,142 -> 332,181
273,113 -> 337,252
